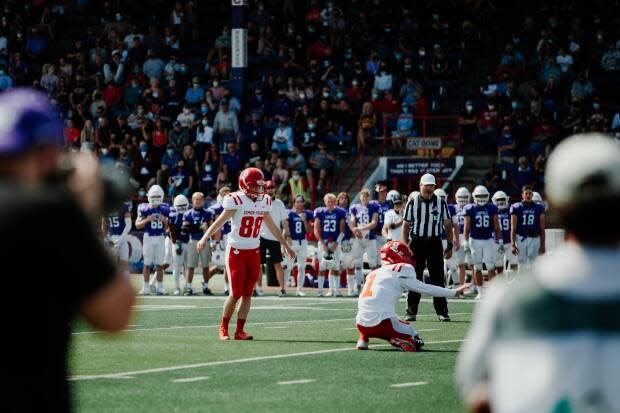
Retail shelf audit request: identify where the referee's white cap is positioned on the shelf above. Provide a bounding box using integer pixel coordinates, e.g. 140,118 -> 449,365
546,133 -> 620,207
420,173 -> 436,186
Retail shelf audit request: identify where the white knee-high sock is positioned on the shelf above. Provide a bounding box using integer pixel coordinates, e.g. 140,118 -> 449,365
346,275 -> 356,292
297,271 -> 305,291
355,268 -> 363,286
317,275 -> 325,292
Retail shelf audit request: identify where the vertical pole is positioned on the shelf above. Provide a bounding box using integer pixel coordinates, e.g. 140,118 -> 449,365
231,0 -> 248,101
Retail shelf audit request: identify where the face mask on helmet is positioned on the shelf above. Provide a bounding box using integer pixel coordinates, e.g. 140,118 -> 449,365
455,189 -> 470,206
147,186 -> 164,206
380,241 -> 414,265
493,197 -> 508,208
474,194 -> 489,206
239,168 -> 266,200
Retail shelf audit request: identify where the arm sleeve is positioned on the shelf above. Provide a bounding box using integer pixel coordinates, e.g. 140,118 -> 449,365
398,266 -> 455,297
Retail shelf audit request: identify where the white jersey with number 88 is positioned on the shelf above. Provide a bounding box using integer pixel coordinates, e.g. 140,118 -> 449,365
222,192 -> 272,250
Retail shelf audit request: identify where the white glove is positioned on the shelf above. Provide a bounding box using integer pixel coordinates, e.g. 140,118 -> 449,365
462,239 -> 470,253
496,241 -> 505,254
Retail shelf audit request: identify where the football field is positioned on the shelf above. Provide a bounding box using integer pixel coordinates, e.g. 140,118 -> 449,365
70,288 -> 474,412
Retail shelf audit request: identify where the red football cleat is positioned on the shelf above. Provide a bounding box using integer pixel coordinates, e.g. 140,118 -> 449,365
234,330 -> 254,340
219,327 -> 230,341
389,338 -> 417,352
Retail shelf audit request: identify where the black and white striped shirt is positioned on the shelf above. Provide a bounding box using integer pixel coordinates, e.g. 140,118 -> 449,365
403,194 -> 451,238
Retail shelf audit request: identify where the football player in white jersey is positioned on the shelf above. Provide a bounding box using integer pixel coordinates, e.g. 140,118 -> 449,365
135,185 -> 169,295
207,186 -> 231,294
382,190 -> 405,242
102,201 -> 132,276
356,241 -> 469,352
197,168 -> 295,340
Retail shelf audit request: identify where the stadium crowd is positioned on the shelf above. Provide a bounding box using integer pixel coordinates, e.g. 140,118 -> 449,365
458,3 -> 620,198
0,0 -> 490,208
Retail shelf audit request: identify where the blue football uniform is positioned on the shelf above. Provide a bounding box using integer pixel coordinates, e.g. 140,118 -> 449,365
183,208 -> 213,241
441,204 -> 458,240
349,202 -> 381,240
464,203 -> 499,240
314,207 -> 346,242
168,207 -> 189,243
207,202 -> 231,235
288,209 -> 313,241
495,208 -> 511,244
371,199 -> 391,235
138,203 -> 170,236
452,203 -> 467,234
510,202 -> 545,237
106,201 -> 131,237
337,206 -> 352,240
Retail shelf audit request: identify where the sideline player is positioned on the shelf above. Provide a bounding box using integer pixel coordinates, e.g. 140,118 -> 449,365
350,188 -> 380,289
337,192 -> 357,296
463,186 -> 503,299
452,187 -> 471,287
491,190 -> 517,278
314,193 -> 347,296
135,185 -> 169,295
165,195 -> 190,295
356,241 -> 469,351
285,195 -> 312,296
372,183 -> 391,247
197,168 -> 295,340
259,180 -> 289,296
183,192 -> 213,295
207,186 -> 232,294
510,185 -> 546,271
102,200 -> 132,276
434,188 -> 461,287
382,190 -> 405,242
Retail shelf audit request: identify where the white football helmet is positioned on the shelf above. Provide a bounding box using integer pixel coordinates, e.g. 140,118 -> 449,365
147,185 -> 164,207
492,191 -> 509,209
173,194 -> 190,214
472,185 -> 490,206
408,191 -> 420,202
455,187 -> 471,206
532,191 -> 543,204
434,188 -> 447,202
387,189 -> 401,203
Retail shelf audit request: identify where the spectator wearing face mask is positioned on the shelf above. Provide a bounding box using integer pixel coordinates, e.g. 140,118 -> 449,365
185,76 -> 205,105
301,117 -> 319,156
157,144 -> 180,188
168,159 -> 193,197
477,101 -> 500,153
374,63 -> 393,92
169,121 -> 190,150
198,158 -> 217,194
271,117 -> 294,155
195,116 -> 214,164
288,168 -> 310,201
459,100 -> 478,149
131,141 -> 157,188
392,105 -> 414,152
213,99 -> 239,148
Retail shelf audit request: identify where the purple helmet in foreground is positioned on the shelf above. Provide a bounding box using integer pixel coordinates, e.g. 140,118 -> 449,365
0,88 -> 63,156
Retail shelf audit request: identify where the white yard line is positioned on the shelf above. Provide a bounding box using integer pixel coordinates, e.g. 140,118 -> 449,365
73,314 -> 470,336
278,379 -> 315,385
390,381 -> 429,388
138,295 -> 475,304
69,339 -> 464,381
172,376 -> 210,383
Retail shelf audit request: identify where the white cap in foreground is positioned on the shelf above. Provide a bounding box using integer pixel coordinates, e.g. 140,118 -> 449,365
545,133 -> 620,207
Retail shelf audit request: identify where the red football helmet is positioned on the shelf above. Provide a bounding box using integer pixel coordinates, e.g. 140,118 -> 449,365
239,167 -> 266,200
380,241 -> 414,265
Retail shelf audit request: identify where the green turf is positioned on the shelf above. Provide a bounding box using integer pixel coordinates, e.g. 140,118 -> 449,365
69,294 -> 474,412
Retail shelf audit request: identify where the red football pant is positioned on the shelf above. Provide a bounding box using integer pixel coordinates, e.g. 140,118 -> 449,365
357,317 -> 416,342
225,244 -> 261,299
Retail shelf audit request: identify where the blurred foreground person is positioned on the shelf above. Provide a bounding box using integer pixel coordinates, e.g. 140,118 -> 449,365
0,89 -> 135,412
457,133 -> 620,413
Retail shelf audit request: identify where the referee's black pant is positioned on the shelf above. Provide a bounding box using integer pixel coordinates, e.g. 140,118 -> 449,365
406,236 -> 449,317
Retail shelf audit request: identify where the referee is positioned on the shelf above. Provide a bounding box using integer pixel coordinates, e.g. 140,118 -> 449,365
401,173 -> 454,321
